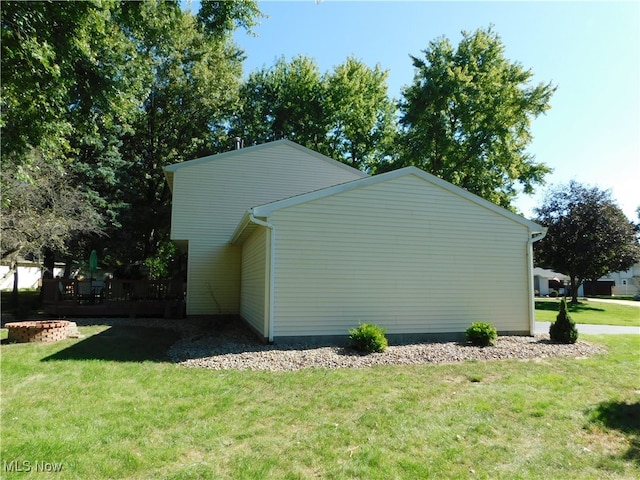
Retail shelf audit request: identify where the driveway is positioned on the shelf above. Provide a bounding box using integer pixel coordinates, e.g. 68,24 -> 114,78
535,322 -> 640,335
534,297 -> 640,334
582,298 -> 640,308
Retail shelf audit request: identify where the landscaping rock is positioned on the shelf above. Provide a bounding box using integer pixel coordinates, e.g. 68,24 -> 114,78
168,320 -> 607,372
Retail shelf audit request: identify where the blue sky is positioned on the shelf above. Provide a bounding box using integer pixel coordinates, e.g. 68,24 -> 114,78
189,1 -> 639,221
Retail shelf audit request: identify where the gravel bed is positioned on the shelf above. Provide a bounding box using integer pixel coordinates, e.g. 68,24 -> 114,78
168,319 -> 607,372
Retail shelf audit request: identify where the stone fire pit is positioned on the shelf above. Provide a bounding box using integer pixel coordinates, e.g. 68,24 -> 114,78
5,320 -> 77,343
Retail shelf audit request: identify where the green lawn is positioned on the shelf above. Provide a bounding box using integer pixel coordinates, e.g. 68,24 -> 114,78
535,299 -> 640,327
1,325 -> 639,479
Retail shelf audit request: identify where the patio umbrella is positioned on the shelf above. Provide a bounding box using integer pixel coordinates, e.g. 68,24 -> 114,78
89,250 -> 98,278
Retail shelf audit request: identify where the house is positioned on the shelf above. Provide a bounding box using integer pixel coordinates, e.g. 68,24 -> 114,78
164,140 -> 367,318
533,264 -> 640,298
1,259 -> 64,291
165,140 -> 546,343
599,263 -> 640,296
533,267 -> 577,297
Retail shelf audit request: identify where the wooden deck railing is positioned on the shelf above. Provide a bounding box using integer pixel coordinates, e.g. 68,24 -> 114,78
41,278 -> 185,318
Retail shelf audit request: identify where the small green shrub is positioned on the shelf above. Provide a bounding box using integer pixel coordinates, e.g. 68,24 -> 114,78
465,322 -> 498,347
348,323 -> 388,353
549,298 -> 578,344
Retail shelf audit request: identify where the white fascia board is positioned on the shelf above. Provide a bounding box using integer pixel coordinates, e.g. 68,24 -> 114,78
282,140 -> 368,178
163,140 -> 366,195
251,165 -> 545,234
163,170 -> 175,192
250,167 -> 422,217
404,168 -> 546,234
229,210 -> 254,245
233,165 -> 545,241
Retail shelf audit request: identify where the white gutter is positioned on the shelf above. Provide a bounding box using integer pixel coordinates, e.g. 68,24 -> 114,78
248,212 -> 276,343
527,229 -> 548,335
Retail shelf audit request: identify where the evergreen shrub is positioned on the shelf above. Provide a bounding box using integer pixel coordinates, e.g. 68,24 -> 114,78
549,297 -> 578,344
466,321 -> 498,346
348,323 -> 388,353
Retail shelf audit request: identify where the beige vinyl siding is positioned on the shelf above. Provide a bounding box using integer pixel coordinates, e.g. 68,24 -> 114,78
169,142 -> 365,315
240,226 -> 268,337
270,174 -> 532,338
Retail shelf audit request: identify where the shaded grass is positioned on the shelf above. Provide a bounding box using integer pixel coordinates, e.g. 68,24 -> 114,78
42,326 -> 176,362
587,400 -> 640,462
0,289 -> 44,320
535,299 -> 640,327
1,326 -> 639,479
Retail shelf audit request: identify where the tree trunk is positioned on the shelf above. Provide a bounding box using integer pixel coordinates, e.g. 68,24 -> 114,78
42,248 -> 55,279
570,276 -> 580,304
11,260 -> 19,308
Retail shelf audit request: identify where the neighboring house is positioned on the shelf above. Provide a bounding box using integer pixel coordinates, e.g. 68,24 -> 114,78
165,140 -> 546,343
532,267 -> 578,297
0,259 -> 64,290
534,264 -> 640,298
599,263 -> 640,296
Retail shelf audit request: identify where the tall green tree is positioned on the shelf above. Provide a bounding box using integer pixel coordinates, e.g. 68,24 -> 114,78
2,0 -> 88,162
534,181 -> 640,303
326,57 -> 397,171
233,55 -> 329,151
1,0 -> 149,276
232,55 -> 397,172
397,26 -> 555,208
196,0 -> 262,38
1,0 -> 262,276
113,2 -> 248,266
1,0 -> 148,165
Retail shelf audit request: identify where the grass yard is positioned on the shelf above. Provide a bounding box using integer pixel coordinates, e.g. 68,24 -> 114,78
1,325 -> 639,479
535,299 -> 640,327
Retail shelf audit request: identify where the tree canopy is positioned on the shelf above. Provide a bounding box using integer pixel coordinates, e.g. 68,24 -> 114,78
2,9 -> 587,285
396,26 -> 555,208
1,0 -> 261,277
534,181 -> 640,303
1,151 -> 103,262
231,55 -> 397,171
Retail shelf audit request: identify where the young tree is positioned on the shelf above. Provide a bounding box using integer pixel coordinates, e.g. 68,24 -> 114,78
397,26 -> 555,208
534,181 -> 640,303
549,297 -> 578,344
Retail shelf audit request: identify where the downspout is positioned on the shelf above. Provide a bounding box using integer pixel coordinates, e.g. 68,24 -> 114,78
248,212 -> 276,343
527,229 -> 547,335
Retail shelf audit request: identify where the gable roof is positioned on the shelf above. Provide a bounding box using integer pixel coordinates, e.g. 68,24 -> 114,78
163,139 -> 367,191
230,166 -> 545,244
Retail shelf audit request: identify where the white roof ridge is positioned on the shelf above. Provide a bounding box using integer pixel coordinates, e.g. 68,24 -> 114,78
163,139 -> 367,177
250,166 -> 544,233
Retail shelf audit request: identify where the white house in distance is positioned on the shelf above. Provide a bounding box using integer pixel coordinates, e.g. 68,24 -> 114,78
533,265 -> 640,298
1,259 -> 64,291
165,140 -> 547,343
600,263 -> 640,296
